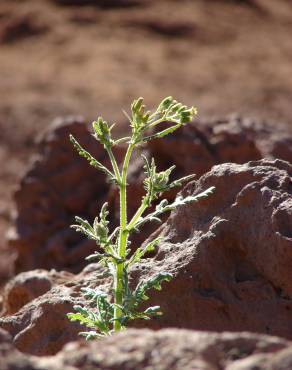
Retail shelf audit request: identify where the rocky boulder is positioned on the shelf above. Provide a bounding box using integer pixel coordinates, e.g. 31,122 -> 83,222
135,159 -> 292,339
0,264 -> 111,355
1,269 -> 53,316
7,117 -> 117,274
1,328 -> 292,370
8,116 -> 291,275
115,116 -> 292,243
1,159 -> 292,354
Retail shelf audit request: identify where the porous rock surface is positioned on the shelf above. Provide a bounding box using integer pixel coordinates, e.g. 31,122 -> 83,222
7,116 -> 292,275
1,159 -> 292,355
0,264 -> 110,355
8,117 -> 117,274
137,159 -> 292,339
1,328 -> 292,370
1,269 -> 53,315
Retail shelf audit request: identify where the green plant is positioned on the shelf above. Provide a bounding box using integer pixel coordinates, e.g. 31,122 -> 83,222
67,97 -> 215,339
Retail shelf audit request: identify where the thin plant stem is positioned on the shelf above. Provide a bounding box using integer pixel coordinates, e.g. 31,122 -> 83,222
105,146 -> 121,183
127,200 -> 148,231
113,142 -> 135,331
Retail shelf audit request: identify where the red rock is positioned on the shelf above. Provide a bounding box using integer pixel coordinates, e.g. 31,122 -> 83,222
7,116 -> 292,278
135,159 -> 292,340
1,328 -> 292,369
1,270 -> 53,315
0,265 -> 110,355
45,330 -> 291,370
8,117 -> 111,274
147,116 -> 292,178
1,159 -> 292,355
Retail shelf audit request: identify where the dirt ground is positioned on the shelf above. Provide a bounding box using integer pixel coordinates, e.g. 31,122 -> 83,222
0,0 -> 292,281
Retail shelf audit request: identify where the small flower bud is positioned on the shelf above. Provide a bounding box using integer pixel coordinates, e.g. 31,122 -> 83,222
158,96 -> 173,111
132,97 -> 144,112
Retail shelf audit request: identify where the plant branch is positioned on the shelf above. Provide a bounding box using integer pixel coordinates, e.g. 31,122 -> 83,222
105,145 -> 121,184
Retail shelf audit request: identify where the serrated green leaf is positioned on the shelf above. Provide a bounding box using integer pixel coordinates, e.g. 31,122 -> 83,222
71,224 -> 96,240
73,305 -> 89,316
135,186 -> 215,231
157,96 -> 174,112
171,186 -> 216,208
92,117 -> 114,148
81,287 -> 108,301
93,202 -> 110,245
142,123 -> 182,143
134,272 -> 173,304
127,237 -> 161,268
142,156 -> 178,202
144,306 -> 162,316
70,134 -> 116,182
169,173 -> 197,189
67,312 -> 95,328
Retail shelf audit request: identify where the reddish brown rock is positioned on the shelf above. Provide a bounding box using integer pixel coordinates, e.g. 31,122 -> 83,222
135,159 -> 292,339
0,328 -> 22,368
147,116 -> 291,178
8,117 -> 114,274
1,269 -> 53,315
125,117 -> 292,246
0,327 -> 12,345
2,159 -> 292,355
7,116 -> 292,277
1,328 -> 292,370
0,283 -> 81,355
36,330 -> 292,370
125,117 -> 291,218
0,265 -> 111,355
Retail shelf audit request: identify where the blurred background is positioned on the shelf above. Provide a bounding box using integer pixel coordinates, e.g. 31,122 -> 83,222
0,0 -> 292,279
